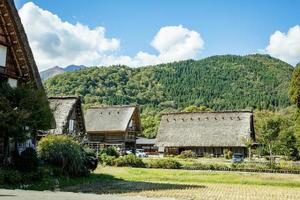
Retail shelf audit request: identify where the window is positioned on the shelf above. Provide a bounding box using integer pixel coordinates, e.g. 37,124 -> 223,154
8,78 -> 17,88
0,45 -> 7,67
69,119 -> 75,133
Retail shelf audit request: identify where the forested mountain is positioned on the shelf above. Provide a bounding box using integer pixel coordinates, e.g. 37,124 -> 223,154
44,54 -> 294,137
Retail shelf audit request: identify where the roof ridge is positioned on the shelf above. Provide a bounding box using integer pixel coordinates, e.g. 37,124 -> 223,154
162,110 -> 253,116
48,96 -> 80,99
89,105 -> 138,109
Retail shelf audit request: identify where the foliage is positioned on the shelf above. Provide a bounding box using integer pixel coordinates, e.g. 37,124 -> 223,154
178,150 -> 197,159
37,135 -> 88,176
254,107 -> 299,159
224,150 -> 233,159
44,54 -> 293,137
82,147 -> 98,172
115,155 -> 145,168
289,63 -> 300,108
0,83 -> 52,165
260,117 -> 281,163
147,158 -> 181,169
15,147 -> 39,172
99,153 -> 117,166
99,146 -> 120,157
182,105 -> 212,112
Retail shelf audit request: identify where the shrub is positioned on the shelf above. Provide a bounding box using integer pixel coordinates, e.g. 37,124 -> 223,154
147,158 -> 181,169
99,153 -> 117,166
203,152 -> 212,158
224,150 -> 233,159
99,146 -> 120,157
0,170 -> 5,184
178,150 -> 197,159
115,155 -> 145,168
82,147 -> 98,172
15,147 -> 39,172
37,135 -> 88,176
4,169 -> 22,184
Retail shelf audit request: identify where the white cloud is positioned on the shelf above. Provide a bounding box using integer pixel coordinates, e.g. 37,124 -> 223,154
19,2 -> 204,70
265,25 -> 300,65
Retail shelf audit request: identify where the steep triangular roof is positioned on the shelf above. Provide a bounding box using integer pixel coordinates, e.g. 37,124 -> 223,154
156,111 -> 254,148
85,105 -> 140,133
0,0 -> 42,88
48,96 -> 85,134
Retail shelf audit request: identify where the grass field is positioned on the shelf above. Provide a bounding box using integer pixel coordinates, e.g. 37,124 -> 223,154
62,167 -> 300,200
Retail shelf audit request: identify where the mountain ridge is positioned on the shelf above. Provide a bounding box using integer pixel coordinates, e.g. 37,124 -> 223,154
40,65 -> 86,80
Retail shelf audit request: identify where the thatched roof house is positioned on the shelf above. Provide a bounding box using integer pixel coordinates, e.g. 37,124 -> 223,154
85,105 -> 141,151
0,0 -> 47,161
0,0 -> 42,88
156,111 -> 254,156
47,96 -> 85,135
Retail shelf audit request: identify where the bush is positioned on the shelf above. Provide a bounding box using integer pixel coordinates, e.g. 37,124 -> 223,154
224,150 -> 233,159
82,147 -> 98,172
99,153 -> 117,166
147,158 -> 181,169
99,146 -> 120,157
0,170 -> 5,184
15,147 -> 39,172
37,135 -> 88,176
115,155 -> 145,168
203,152 -> 212,158
2,169 -> 22,184
178,150 -> 197,159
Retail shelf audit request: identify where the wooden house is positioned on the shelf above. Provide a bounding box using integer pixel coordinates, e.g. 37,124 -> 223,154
156,111 -> 255,157
0,0 -> 46,160
46,96 -> 85,136
85,105 -> 141,152
136,137 -> 158,155
0,0 -> 42,88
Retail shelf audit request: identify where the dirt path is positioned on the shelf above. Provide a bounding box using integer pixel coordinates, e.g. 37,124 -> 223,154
0,189 -> 174,200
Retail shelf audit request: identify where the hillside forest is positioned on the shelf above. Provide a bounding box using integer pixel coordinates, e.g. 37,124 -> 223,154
44,54 -> 300,159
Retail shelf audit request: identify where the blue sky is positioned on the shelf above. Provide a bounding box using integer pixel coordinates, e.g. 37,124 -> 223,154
15,0 -> 300,70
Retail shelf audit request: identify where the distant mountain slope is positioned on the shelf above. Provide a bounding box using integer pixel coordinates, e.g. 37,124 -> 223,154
40,65 -> 86,80
40,66 -> 64,80
44,54 -> 294,111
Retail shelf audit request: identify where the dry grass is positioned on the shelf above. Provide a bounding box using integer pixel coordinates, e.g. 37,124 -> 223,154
63,167 -> 300,200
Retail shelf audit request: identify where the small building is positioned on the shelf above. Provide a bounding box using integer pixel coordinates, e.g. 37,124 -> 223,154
136,137 -> 158,155
47,96 -> 85,136
85,105 -> 141,152
156,111 -> 255,157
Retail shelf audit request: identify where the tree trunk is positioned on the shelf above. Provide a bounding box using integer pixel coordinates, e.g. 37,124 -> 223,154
248,147 -> 251,161
268,143 -> 273,165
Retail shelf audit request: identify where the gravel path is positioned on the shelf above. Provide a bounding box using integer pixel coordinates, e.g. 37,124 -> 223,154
0,189 -> 174,200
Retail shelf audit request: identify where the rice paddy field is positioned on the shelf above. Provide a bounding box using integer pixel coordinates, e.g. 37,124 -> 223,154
63,166 -> 300,200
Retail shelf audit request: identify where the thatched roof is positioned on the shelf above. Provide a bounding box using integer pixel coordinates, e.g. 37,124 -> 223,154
48,96 -> 85,134
85,105 -> 141,133
1,0 -> 42,88
136,137 -> 156,145
156,111 -> 254,148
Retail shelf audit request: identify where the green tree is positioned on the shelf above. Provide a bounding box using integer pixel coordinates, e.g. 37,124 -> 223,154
242,137 -> 254,160
182,105 -> 212,112
260,117 -> 281,164
289,64 -> 300,108
289,63 -> 300,156
0,83 -> 52,165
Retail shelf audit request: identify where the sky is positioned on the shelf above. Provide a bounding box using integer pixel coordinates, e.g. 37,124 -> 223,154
14,0 -> 300,71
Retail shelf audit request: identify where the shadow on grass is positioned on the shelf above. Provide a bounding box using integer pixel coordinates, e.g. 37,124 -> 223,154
62,173 -> 205,194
